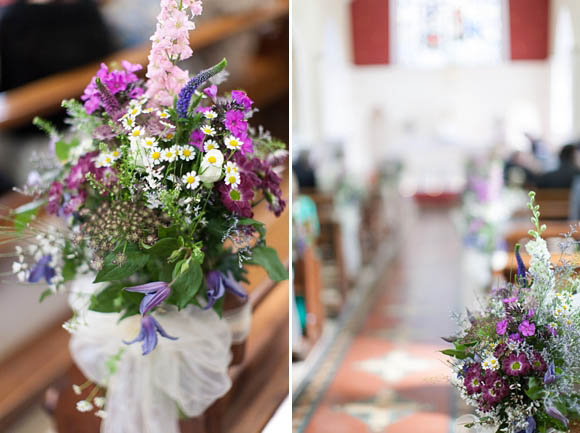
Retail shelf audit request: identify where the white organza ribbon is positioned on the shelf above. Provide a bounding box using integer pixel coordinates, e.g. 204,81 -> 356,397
455,415 -> 497,433
70,307 -> 233,433
223,301 -> 252,343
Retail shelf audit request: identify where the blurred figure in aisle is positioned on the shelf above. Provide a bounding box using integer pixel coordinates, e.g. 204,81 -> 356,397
293,151 -> 317,190
536,144 -> 580,189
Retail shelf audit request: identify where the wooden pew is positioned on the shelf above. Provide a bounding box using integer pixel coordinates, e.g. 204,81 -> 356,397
0,176 -> 289,433
534,189 -> 570,220
0,0 -> 289,130
503,220 -> 580,251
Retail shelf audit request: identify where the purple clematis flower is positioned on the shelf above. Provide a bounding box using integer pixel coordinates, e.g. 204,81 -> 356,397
124,315 -> 177,356
524,416 -> 536,433
545,402 -> 568,429
204,271 -> 247,310
28,255 -> 56,283
544,362 -> 561,384
124,281 -> 171,315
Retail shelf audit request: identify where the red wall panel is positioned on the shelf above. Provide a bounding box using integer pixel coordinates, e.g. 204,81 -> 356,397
351,0 -> 389,65
509,0 -> 549,60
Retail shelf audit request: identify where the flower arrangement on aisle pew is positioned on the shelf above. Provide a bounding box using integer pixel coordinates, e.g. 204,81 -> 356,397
444,192 -> 580,433
6,1 -> 287,430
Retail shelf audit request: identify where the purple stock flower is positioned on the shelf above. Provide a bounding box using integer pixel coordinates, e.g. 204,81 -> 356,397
224,110 -> 248,137
518,320 -> 535,337
496,319 -> 508,335
189,129 -> 205,150
124,281 -> 171,315
544,362 -> 561,384
515,243 -> 527,286
545,403 -> 568,429
124,315 -> 177,356
28,255 -> 56,284
176,59 -> 227,118
509,332 -> 522,343
503,353 -> 529,376
46,181 -> 63,215
231,90 -> 253,111
204,271 -> 247,310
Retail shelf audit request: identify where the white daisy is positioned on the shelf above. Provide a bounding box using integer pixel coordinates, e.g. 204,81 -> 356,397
157,110 -> 171,120
97,153 -> 114,168
163,131 -> 175,141
160,120 -> 175,130
224,135 -> 242,151
111,149 -> 122,160
161,146 -> 178,163
200,125 -> 216,136
225,161 -> 238,174
204,110 -> 218,120
224,171 -> 241,189
204,149 -> 224,167
122,116 -> 136,131
182,171 -> 200,190
482,355 -> 499,371
204,139 -> 219,152
126,106 -> 142,118
129,126 -> 145,144
149,147 -> 163,165
179,145 -> 196,161
142,137 -> 158,148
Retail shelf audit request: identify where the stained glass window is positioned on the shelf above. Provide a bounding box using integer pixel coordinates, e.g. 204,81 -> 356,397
394,0 -> 505,67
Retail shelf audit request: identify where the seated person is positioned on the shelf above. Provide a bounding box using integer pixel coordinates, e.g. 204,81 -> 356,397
536,144 -> 580,189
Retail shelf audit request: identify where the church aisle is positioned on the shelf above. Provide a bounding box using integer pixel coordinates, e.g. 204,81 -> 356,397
293,205 -> 466,433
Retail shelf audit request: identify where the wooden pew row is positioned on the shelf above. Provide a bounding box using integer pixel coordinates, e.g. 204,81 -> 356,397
0,176 -> 289,432
0,1 -> 288,130
534,189 -> 570,220
503,220 -> 580,251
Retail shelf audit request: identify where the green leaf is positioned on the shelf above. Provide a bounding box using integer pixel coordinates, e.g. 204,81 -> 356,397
39,289 -> 53,303
525,376 -> 543,400
89,283 -> 124,313
62,259 -> 78,282
13,202 -> 42,232
147,238 -> 179,258
440,349 -> 468,360
237,218 -> 266,239
247,246 -> 288,282
55,138 -> 78,163
167,262 -> 203,310
93,245 -> 149,283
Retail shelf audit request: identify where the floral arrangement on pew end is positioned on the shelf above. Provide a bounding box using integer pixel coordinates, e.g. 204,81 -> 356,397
7,0 -> 287,429
444,191 -> 580,433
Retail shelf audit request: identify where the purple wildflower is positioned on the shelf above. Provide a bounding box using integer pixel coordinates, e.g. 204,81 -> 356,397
189,129 -> 205,150
46,181 -> 63,215
508,332 -> 522,343
204,271 -> 247,310
496,319 -> 508,336
482,371 -> 508,405
224,110 -> 248,137
28,255 -> 56,284
218,178 -> 255,218
463,364 -> 483,395
518,320 -> 535,337
515,243 -> 527,286
503,353 -> 529,376
95,78 -> 121,119
204,84 -> 217,101
547,324 -> 557,337
503,296 -> 518,304
176,59 -> 227,118
544,362 -> 561,384
124,315 -> 177,356
530,351 -> 547,372
125,281 -> 171,315
545,403 -> 568,429
231,90 -> 253,111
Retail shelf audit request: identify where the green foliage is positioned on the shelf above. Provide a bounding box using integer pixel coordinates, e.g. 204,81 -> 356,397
525,376 -> 543,400
55,138 -> 80,164
61,99 -> 100,133
527,191 -> 547,239
39,289 -> 53,303
145,238 -> 179,258
12,204 -> 40,232
167,261 -> 203,309
247,245 -> 288,282
32,117 -> 58,139
93,244 -> 150,283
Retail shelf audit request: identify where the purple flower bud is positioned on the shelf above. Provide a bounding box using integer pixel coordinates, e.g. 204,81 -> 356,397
124,281 -> 171,315
515,243 -> 527,286
28,255 -> 56,284
124,315 -> 177,356
545,403 -> 568,429
544,362 -> 561,384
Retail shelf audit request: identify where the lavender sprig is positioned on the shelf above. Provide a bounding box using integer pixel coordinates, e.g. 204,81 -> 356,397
176,58 -> 227,118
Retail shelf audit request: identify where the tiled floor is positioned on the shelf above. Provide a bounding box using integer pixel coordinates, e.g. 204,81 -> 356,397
294,206 -> 471,433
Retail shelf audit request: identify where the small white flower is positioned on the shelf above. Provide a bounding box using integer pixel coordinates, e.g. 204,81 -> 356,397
204,139 -> 219,152
161,146 -> 178,163
122,116 -> 136,131
203,149 -> 224,167
142,107 -> 155,114
93,397 -> 106,408
111,149 -> 122,160
224,135 -> 242,151
204,110 -> 218,120
163,130 -> 175,141
96,153 -> 114,168
76,400 -> 94,412
200,149 -> 224,183
182,171 -> 200,190
225,161 -> 238,174
149,147 -> 163,166
160,120 -> 175,130
142,137 -> 158,148
72,385 -> 82,396
157,110 -> 170,120
129,126 -> 145,143
126,106 -> 142,118
179,145 -> 196,161
200,125 -> 216,136
95,410 -> 107,419
482,355 -> 499,371
224,171 -> 241,189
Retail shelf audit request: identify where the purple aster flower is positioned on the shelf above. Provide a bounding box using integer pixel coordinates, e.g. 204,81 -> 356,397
544,362 -> 561,384
530,351 -> 547,372
545,403 -> 568,429
496,319 -> 508,336
204,271 -> 247,310
218,177 -> 256,218
125,281 -> 171,315
503,353 -> 529,376
124,315 -> 177,356
518,320 -> 535,337
28,255 -> 56,284
463,364 -> 483,395
231,90 -> 253,111
204,84 -> 217,101
176,59 -> 227,118
515,243 -> 527,286
224,110 -> 248,137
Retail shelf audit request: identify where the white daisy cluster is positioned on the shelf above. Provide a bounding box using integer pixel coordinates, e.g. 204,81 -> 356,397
481,355 -> 499,371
